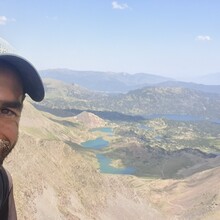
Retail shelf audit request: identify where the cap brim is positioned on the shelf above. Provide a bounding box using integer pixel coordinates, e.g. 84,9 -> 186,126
0,54 -> 44,102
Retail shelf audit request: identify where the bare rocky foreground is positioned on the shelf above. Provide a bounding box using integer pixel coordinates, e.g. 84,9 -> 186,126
4,101 -> 220,219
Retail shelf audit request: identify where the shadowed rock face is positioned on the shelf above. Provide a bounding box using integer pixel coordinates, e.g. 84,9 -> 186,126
4,101 -> 220,219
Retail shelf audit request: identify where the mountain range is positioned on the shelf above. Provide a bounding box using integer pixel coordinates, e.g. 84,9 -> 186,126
194,72 -> 220,85
36,78 -> 220,120
40,69 -> 174,93
40,69 -> 220,93
5,68 -> 220,219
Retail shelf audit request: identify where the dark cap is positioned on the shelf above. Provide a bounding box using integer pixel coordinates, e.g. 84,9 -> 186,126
0,53 -> 44,102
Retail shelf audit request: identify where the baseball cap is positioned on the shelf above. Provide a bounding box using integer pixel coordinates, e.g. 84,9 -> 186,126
0,53 -> 44,102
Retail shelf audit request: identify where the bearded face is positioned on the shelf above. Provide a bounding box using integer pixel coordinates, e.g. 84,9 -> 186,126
0,139 -> 14,165
0,65 -> 24,166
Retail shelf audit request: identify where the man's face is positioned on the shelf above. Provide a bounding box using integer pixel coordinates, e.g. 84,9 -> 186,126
0,65 -> 24,165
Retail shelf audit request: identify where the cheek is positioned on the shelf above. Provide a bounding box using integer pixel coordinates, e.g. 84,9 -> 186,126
0,119 -> 19,146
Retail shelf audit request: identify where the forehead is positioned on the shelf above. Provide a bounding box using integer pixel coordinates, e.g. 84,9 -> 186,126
0,62 -> 24,100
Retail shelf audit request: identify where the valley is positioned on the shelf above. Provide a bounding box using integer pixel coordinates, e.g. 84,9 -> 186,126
4,76 -> 220,219
2,1 -> 220,219
37,79 -> 220,120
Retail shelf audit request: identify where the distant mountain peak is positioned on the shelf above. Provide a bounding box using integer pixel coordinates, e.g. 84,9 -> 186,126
40,69 -> 174,93
193,72 -> 220,85
74,111 -> 105,128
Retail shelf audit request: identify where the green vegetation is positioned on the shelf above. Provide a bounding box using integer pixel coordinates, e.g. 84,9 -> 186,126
32,81 -> 220,179
97,119 -> 220,179
37,81 -> 220,119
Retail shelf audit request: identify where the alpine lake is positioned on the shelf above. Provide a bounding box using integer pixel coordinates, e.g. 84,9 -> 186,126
80,115 -> 220,176
81,127 -> 135,175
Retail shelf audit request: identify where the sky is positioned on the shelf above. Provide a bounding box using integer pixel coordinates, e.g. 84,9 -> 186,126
0,0 -> 220,80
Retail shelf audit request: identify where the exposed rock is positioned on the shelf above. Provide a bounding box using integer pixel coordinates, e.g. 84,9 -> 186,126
74,111 -> 106,129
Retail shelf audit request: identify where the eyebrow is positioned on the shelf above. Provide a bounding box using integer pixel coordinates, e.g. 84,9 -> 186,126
0,101 -> 23,110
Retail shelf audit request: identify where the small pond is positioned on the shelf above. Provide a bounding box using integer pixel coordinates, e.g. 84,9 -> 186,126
90,127 -> 114,136
96,154 -> 135,175
81,137 -> 135,175
81,137 -> 109,150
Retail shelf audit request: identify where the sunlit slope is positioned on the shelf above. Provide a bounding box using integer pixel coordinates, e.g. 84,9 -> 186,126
5,101 -> 163,220
19,100 -> 89,143
4,101 -> 220,219
142,166 -> 220,219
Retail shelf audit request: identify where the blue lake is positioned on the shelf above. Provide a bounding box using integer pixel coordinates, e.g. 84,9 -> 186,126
90,127 -> 114,136
97,154 -> 135,175
81,137 -> 109,150
81,137 -> 135,175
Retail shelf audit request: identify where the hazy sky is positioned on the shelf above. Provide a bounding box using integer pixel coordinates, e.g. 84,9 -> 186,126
0,0 -> 220,80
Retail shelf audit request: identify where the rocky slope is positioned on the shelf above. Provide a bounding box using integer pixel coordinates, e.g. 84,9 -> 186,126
4,101 -> 220,219
4,101 -> 162,220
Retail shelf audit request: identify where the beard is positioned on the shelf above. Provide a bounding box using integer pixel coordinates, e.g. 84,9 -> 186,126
0,139 -> 13,165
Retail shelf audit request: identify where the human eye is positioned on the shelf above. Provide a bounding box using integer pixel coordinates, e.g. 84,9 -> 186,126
0,108 -> 17,118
